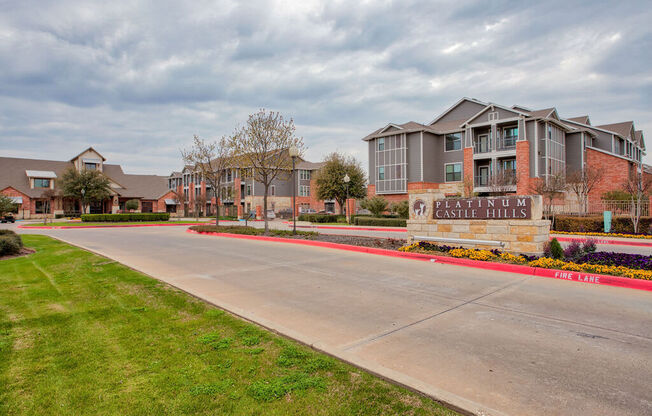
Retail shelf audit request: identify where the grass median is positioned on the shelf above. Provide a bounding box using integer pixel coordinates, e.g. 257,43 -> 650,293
0,235 -> 456,415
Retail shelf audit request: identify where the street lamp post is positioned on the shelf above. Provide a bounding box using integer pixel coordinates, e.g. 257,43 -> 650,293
343,174 -> 350,222
288,146 -> 300,235
80,188 -> 86,216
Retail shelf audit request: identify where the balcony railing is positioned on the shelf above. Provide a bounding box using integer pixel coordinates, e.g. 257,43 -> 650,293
474,170 -> 517,188
497,136 -> 517,150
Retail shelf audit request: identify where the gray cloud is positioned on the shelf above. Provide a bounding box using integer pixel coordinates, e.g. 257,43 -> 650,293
0,0 -> 651,175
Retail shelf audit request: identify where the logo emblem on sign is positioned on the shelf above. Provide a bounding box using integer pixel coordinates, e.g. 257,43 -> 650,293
413,199 -> 427,217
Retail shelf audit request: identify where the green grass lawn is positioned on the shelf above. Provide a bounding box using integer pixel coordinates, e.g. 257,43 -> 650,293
0,235 -> 457,416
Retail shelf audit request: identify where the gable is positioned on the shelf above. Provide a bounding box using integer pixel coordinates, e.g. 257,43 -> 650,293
465,105 -> 522,125
429,98 -> 487,126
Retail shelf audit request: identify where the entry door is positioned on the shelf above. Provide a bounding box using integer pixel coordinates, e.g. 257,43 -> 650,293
478,166 -> 489,186
478,134 -> 489,152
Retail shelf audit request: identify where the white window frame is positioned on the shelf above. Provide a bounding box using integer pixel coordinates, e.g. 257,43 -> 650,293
444,162 -> 462,183
444,132 -> 462,152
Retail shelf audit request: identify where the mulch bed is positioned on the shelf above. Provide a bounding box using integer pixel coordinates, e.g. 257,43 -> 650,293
282,234 -> 406,250
0,247 -> 35,261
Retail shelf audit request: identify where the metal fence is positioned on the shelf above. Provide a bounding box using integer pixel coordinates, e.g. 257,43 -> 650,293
546,200 -> 650,217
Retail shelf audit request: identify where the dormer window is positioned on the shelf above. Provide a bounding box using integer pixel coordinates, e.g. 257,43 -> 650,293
488,111 -> 499,121
84,162 -> 97,170
34,178 -> 50,188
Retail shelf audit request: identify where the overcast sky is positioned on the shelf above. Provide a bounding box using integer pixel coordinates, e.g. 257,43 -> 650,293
1,0 -> 651,175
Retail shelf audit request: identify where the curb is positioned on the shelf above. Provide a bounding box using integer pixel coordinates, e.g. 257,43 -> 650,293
187,229 -> 652,292
18,222 -> 208,230
552,235 -> 652,248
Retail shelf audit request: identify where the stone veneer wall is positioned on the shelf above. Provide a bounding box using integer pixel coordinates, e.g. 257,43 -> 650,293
407,190 -> 550,256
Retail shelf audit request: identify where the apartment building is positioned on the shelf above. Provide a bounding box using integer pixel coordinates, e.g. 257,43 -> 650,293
364,97 -> 648,203
168,155 -> 337,217
0,147 -> 177,219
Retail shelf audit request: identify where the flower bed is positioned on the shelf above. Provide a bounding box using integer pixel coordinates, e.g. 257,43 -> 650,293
553,231 -> 652,240
399,241 -> 652,281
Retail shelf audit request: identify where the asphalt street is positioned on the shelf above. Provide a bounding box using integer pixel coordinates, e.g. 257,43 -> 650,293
8,224 -> 652,416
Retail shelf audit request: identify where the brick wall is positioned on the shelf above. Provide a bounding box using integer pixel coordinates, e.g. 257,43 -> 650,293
1,187 -> 31,218
586,148 -> 633,203
463,147 -> 473,185
516,141 -> 530,195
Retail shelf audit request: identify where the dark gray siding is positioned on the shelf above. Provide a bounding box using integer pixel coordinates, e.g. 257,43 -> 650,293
565,132 -> 583,174
469,107 -> 521,124
407,132 -> 421,182
526,120 -> 536,177
592,130 -> 613,152
432,100 -> 486,124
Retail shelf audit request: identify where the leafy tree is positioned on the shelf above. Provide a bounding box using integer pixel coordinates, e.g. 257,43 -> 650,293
0,195 -> 16,217
230,110 -> 304,234
314,152 -> 367,215
182,135 -> 233,226
549,238 -> 564,259
125,199 -> 139,211
360,196 -> 388,217
58,167 -> 112,214
601,190 -> 632,201
390,200 -> 409,219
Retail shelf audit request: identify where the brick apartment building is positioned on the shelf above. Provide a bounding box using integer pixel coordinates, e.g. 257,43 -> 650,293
363,97 -> 649,205
168,155 -> 339,217
0,147 -> 177,219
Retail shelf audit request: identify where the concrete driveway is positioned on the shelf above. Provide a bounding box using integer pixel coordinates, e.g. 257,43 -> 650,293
11,225 -> 652,416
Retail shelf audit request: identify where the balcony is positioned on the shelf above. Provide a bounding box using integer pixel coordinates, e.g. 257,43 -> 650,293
496,136 -> 517,151
473,140 -> 491,154
473,170 -> 517,193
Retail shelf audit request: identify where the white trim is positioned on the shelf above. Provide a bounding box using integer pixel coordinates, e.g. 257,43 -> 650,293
562,118 -> 627,138
585,145 -> 636,162
461,103 -> 529,127
444,162 -> 463,183
465,116 -> 522,129
378,123 -> 404,134
25,170 -> 57,178
428,97 -> 488,125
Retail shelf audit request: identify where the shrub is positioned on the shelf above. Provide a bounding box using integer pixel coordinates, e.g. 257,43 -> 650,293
81,213 -> 170,222
390,200 -> 409,219
581,239 -> 597,253
0,231 -> 22,256
190,225 -> 316,237
601,190 -> 632,201
549,238 -> 564,259
359,196 -> 388,217
353,217 -> 406,227
297,214 -> 344,223
563,241 -> 583,262
554,215 -> 652,235
125,199 -> 139,211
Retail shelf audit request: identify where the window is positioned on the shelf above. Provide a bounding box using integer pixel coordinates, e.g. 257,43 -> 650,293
503,127 -> 518,147
299,170 -> 311,180
378,166 -> 385,180
445,163 -> 462,182
247,185 -> 251,196
488,112 -> 499,121
502,159 -> 516,172
378,137 -> 385,151
299,185 -> 310,197
445,133 -> 462,151
35,200 -> 47,214
84,162 -> 97,170
271,185 -> 275,196
195,187 -> 201,197
227,170 -> 232,182
34,178 -> 50,188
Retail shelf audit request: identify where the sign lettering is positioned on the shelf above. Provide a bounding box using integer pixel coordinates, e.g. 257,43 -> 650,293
433,197 -> 532,220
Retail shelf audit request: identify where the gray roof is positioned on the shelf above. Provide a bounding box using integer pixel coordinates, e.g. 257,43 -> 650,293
595,121 -> 634,139
527,108 -> 556,118
567,116 -> 590,125
296,160 -> 324,170
0,155 -> 169,200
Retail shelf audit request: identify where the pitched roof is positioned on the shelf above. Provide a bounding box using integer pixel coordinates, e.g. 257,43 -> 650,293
567,116 -> 590,125
296,161 -> 324,170
635,130 -> 646,150
69,146 -> 106,162
362,121 -> 431,141
595,121 -> 634,139
0,155 -> 169,200
527,108 -> 556,118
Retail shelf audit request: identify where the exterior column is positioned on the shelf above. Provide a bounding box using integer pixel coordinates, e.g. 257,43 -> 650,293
237,204 -> 243,219
255,205 -> 262,220
516,141 -> 530,195
463,147 -> 473,192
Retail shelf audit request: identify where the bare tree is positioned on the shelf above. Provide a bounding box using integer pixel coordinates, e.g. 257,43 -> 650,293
488,169 -> 517,196
622,164 -> 652,234
530,173 -> 567,228
230,110 -> 304,234
463,174 -> 476,198
566,166 -> 604,215
171,187 -> 187,217
182,135 -> 233,226
194,192 -> 207,221
41,189 -> 57,225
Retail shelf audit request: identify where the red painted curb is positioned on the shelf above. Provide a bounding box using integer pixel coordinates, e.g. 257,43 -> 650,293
18,222 -> 208,230
553,235 -> 652,248
187,229 -> 652,292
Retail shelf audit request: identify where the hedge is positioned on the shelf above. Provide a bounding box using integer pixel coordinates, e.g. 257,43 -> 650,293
0,230 -> 23,256
353,217 -> 406,227
297,214 -> 345,223
554,215 -> 652,235
81,213 -> 170,222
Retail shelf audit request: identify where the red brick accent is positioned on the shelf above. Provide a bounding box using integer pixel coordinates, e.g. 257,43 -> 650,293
156,190 -> 177,213
255,205 -> 262,219
516,141 -> 530,195
585,148 -> 634,203
367,184 -> 375,197
234,177 -> 241,204
237,205 -> 243,218
463,147 -> 473,186
407,182 -> 440,191
1,187 -> 31,217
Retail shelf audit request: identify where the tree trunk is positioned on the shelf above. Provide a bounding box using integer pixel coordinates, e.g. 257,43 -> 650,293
263,185 -> 269,235
214,190 -> 219,226
338,198 -> 344,215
